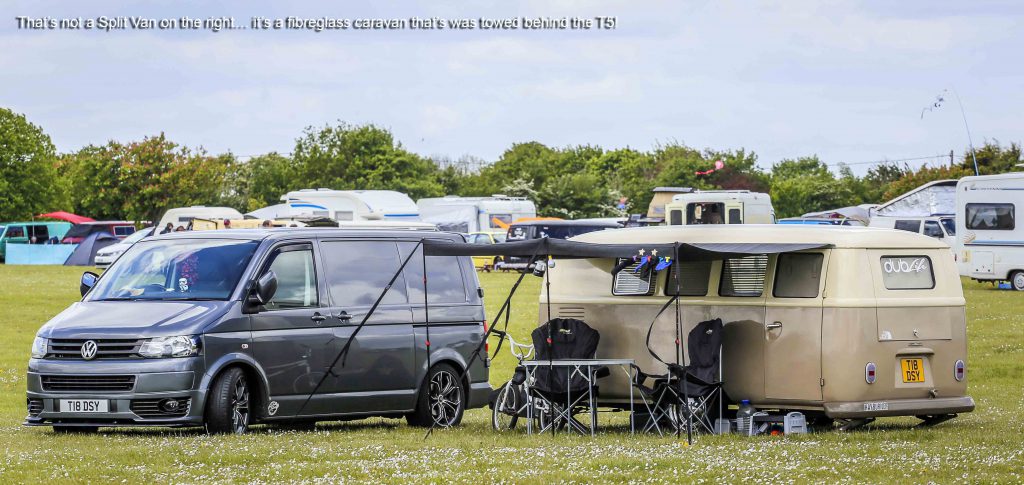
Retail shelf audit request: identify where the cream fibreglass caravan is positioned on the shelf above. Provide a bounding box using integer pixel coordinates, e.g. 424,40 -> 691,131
664,190 -> 775,225
542,225 -> 974,422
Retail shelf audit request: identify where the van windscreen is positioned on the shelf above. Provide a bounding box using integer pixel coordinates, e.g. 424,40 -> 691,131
88,239 -> 259,301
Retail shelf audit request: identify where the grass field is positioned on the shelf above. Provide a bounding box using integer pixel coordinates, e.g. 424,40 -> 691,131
0,266 -> 1021,483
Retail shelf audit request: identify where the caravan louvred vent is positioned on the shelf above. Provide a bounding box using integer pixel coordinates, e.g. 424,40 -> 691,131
612,259 -> 655,296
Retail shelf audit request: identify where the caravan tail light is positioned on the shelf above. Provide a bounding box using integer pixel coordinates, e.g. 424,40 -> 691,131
954,360 -> 965,381
865,362 -> 877,384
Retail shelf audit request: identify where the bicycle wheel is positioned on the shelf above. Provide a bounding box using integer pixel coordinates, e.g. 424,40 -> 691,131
491,384 -> 521,431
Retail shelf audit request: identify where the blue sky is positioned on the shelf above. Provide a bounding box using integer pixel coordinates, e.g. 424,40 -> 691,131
3,0 -> 1022,174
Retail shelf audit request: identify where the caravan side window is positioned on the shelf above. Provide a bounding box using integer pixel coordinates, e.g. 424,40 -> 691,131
612,258 -> 655,296
773,253 -> 823,298
665,260 -> 711,296
966,203 -> 1014,230
894,220 -> 921,233
719,255 -> 768,297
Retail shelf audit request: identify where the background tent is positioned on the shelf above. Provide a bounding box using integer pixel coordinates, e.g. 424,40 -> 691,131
64,232 -> 117,266
37,212 -> 95,224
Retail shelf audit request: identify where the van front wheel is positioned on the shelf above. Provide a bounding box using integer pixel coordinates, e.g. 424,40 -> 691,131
1011,271 -> 1024,291
205,367 -> 251,434
407,363 -> 465,428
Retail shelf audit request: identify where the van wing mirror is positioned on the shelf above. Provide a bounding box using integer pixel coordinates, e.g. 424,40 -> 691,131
251,270 -> 278,305
80,271 -> 99,297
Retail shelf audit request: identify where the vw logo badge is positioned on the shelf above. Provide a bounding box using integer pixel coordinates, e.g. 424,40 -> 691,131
80,340 -> 98,360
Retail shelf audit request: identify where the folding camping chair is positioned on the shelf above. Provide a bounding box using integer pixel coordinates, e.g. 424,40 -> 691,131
632,318 -> 724,436
529,318 -> 606,434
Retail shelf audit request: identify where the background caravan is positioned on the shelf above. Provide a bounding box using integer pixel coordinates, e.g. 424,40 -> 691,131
542,225 -> 973,426
955,172 -> 1024,290
248,189 -> 421,223
417,195 -> 537,233
664,190 -> 775,225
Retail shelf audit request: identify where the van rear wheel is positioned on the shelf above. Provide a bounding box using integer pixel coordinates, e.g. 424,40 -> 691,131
205,367 -> 251,434
1011,271 -> 1024,291
407,363 -> 465,428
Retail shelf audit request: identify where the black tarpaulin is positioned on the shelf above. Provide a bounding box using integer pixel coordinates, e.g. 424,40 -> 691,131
421,237 -> 829,261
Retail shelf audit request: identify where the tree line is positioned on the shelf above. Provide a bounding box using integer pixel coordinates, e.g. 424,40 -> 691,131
1,106 -> 1021,223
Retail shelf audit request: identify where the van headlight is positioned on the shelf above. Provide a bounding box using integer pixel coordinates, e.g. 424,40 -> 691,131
139,336 -> 200,358
31,337 -> 48,359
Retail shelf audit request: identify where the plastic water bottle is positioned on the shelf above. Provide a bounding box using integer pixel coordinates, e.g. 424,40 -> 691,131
736,399 -> 755,436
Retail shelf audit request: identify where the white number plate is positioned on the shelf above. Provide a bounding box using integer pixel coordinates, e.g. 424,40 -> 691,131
59,399 -> 109,413
863,401 -> 889,412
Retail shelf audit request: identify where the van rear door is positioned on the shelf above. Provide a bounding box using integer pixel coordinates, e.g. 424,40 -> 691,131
763,251 -> 827,401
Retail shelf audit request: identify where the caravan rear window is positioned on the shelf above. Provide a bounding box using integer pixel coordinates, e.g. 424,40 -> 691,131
719,255 -> 768,297
880,256 -> 935,290
773,253 -> 823,298
966,203 -> 1014,230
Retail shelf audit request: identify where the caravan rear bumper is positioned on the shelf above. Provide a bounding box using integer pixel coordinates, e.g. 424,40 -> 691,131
824,396 -> 975,418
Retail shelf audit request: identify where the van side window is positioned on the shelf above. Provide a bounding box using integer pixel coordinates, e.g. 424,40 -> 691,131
264,247 -> 318,310
773,253 -> 823,298
719,255 -> 768,297
612,258 -> 655,296
669,209 -> 683,226
880,256 -> 935,290
894,220 -> 921,233
114,226 -> 135,237
966,203 -> 1014,230
6,226 -> 24,238
665,260 -> 711,296
403,244 -> 469,304
320,241 -> 408,306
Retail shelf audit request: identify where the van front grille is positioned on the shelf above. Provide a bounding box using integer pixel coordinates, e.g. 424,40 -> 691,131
47,339 -> 143,360
27,399 -> 43,417
41,375 -> 135,392
130,398 -> 191,418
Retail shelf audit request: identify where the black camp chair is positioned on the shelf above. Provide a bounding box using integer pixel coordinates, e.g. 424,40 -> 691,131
632,318 -> 724,435
529,318 -> 606,434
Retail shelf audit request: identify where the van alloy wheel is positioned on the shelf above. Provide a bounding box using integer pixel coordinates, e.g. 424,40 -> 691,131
429,369 -> 463,427
1011,271 -> 1024,291
231,376 -> 250,433
205,367 -> 252,434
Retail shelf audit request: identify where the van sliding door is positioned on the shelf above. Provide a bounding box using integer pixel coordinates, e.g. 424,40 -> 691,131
763,251 -> 827,402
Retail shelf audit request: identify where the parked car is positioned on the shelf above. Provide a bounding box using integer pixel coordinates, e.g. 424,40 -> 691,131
465,231 -> 507,271
93,227 -> 155,268
61,222 -> 136,244
0,222 -> 72,261
26,229 -> 489,434
503,220 -> 620,270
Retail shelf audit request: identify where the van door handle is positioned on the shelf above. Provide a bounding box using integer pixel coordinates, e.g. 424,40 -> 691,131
766,322 -> 783,330
333,311 -> 352,323
311,313 -> 327,323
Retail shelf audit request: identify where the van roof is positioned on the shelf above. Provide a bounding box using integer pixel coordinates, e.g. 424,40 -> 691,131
572,224 -> 949,249
145,228 -> 464,243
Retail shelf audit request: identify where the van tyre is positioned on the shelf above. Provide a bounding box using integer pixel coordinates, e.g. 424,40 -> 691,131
407,363 -> 465,428
1011,271 -> 1024,291
205,367 -> 251,434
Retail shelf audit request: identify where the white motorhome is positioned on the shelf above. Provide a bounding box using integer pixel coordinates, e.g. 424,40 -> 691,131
248,189 -> 421,223
955,172 -> 1024,290
664,190 -> 775,225
157,206 -> 244,231
417,195 -> 536,233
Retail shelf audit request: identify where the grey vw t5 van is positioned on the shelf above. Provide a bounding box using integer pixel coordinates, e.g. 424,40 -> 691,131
26,229 -> 490,433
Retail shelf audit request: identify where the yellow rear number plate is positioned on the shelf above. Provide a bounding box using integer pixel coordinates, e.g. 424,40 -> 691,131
901,358 -> 925,383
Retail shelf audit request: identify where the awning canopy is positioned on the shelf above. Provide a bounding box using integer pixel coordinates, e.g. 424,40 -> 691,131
422,237 -> 829,261
37,211 -> 95,224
